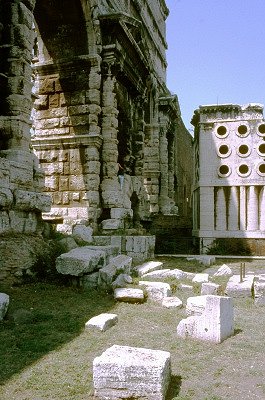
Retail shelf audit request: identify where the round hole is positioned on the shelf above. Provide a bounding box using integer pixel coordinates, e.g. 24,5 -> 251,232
217,126 -> 227,136
219,145 -> 229,155
258,124 -> 265,134
239,164 -> 249,174
238,144 -> 249,155
258,143 -> 265,155
238,125 -> 248,135
219,165 -> 229,175
258,164 -> 265,174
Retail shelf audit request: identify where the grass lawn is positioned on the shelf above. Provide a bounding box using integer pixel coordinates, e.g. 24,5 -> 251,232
0,257 -> 265,399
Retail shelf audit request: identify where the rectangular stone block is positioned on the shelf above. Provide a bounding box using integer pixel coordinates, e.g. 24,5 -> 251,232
93,345 -> 171,400
225,275 -> 254,298
85,313 -> 118,332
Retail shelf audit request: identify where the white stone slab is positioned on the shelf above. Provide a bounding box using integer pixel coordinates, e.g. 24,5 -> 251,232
177,295 -> 234,343
162,296 -> 183,309
135,261 -> 163,277
254,279 -> 265,305
142,268 -> 186,280
85,313 -> 118,332
192,273 -> 209,283
139,281 -> 171,302
114,288 -> 145,303
225,275 -> 254,298
93,345 -> 171,400
179,284 -> 194,293
214,264 -> 233,276
201,282 -> 222,295
186,295 -> 207,315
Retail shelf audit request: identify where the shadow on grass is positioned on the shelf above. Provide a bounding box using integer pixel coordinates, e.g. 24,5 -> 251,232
166,375 -> 182,399
0,282 -> 116,385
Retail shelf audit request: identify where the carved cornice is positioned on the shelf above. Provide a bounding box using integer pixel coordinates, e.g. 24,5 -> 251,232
32,134 -> 103,150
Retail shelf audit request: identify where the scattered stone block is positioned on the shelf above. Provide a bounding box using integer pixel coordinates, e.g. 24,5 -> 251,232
85,313 -> 118,332
111,274 -> 133,289
135,261 -> 163,277
186,295 -> 207,315
98,255 -> 132,289
225,275 -> 255,298
201,282 -> 222,295
139,281 -> 171,302
179,283 -> 194,293
56,247 -> 106,276
0,293 -> 9,321
81,272 -> 99,289
58,236 -> 78,252
192,273 -> 209,283
72,224 -> 93,245
177,295 -> 234,343
93,344 -> 171,400
254,279 -> 265,305
162,296 -> 183,309
114,288 -> 145,303
214,264 -> 233,276
142,268 -> 186,280
187,255 -> 215,266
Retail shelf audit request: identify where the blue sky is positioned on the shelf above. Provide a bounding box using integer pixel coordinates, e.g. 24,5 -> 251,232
166,0 -> 265,132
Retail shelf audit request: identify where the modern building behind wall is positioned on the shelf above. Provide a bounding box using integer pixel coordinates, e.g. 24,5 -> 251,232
0,0 -> 193,238
192,103 -> 265,255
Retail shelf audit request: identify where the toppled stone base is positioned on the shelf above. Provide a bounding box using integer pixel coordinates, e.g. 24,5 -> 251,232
177,295 -> 234,343
225,275 -> 255,298
93,345 -> 171,400
85,313 -> 118,332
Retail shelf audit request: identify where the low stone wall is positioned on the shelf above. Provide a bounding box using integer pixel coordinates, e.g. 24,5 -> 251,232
93,235 -> 156,263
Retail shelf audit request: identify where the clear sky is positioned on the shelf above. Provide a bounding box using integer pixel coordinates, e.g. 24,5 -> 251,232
166,0 -> 265,133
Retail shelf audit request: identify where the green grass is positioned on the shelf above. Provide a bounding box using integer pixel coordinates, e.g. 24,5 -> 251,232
0,258 -> 265,399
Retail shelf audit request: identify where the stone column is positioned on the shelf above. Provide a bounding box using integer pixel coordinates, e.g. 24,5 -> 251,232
228,186 -> 239,230
239,186 -> 247,231
259,186 -> 265,231
215,187 -> 226,231
159,126 -> 169,211
133,96 -> 145,177
247,185 -> 259,231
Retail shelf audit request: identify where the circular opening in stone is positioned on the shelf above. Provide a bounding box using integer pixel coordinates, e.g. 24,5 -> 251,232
219,144 -> 229,155
238,125 -> 248,135
258,143 -> 265,155
258,124 -> 265,134
217,126 -> 227,136
259,164 -> 265,174
238,164 -> 249,174
238,144 -> 249,155
219,165 -> 229,175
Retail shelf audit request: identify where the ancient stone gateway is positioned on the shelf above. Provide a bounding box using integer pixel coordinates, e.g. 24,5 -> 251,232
0,0 -> 193,237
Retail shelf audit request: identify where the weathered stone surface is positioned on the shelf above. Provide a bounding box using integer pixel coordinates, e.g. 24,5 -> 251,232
93,345 -> 171,400
142,268 -> 186,280
57,237 -> 78,252
0,293 -> 9,321
114,288 -> 145,303
98,255 -> 132,289
111,273 -> 133,289
186,295 -> 207,316
214,264 -> 233,276
179,283 -> 194,293
254,279 -> 265,305
135,261 -> 163,277
192,273 -> 209,283
201,282 -> 222,295
81,272 -> 99,289
139,281 -> 171,302
72,224 -> 93,245
225,275 -> 255,298
162,296 -> 183,309
187,255 -> 216,266
177,295 -> 234,343
85,313 -> 118,332
56,247 -> 106,276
